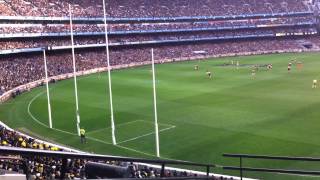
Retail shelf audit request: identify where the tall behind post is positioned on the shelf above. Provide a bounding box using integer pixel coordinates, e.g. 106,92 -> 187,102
69,4 -> 81,136
43,49 -> 53,129
102,0 -> 117,145
151,48 -> 160,157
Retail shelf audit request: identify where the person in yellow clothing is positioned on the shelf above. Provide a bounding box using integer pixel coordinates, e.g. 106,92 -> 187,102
80,128 -> 86,144
50,147 -> 59,151
38,143 -> 44,150
21,141 -> 27,148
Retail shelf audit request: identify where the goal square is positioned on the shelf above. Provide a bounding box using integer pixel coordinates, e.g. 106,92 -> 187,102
86,120 -> 175,144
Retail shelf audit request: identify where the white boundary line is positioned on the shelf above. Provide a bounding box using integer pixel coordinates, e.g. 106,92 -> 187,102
13,67 -> 250,180
25,90 -> 251,180
26,90 -> 168,158
27,91 -> 51,128
26,74 -> 92,130
27,90 -> 78,136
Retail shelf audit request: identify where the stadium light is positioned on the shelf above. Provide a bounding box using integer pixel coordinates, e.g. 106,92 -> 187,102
42,49 -> 53,129
69,4 -> 81,136
102,0 -> 117,145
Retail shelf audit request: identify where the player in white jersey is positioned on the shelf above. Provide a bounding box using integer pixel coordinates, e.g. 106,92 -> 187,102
206,70 -> 212,79
251,68 -> 256,79
194,64 -> 199,70
312,79 -> 317,88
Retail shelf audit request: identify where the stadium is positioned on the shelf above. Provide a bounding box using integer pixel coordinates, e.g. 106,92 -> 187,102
1,0 -> 320,179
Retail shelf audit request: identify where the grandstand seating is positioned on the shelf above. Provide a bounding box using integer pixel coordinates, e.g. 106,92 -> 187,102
0,0 -> 310,17
0,124 -> 223,179
0,27 -> 317,50
0,16 -> 315,34
0,0 -> 320,179
1,37 -> 320,93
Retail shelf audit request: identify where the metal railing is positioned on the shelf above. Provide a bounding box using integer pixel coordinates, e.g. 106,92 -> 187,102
0,12 -> 313,24
0,146 -> 216,179
223,153 -> 320,179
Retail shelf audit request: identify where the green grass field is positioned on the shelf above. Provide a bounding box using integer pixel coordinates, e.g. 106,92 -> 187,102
1,52 -> 320,179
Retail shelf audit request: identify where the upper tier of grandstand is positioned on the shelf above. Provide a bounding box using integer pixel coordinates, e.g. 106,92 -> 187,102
0,16 -> 316,34
0,1 -> 318,94
0,0 -> 312,18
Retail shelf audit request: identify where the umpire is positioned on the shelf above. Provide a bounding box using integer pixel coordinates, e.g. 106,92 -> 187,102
80,128 -> 86,144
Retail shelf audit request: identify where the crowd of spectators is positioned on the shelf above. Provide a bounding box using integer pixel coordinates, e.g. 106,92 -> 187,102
0,124 -> 233,179
0,124 -> 84,179
1,1 -> 316,95
0,0 -> 311,18
1,35 -> 319,178
0,0 -> 318,179
1,37 -> 320,94
0,16 -> 315,35
0,27 -> 317,50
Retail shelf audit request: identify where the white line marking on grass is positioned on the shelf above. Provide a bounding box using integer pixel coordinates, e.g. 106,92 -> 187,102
116,120 -> 146,127
86,136 -> 112,145
115,144 -> 158,157
118,125 -> 176,144
52,128 -> 77,136
85,128 -> 107,135
87,119 -> 177,145
86,137 -> 158,158
86,120 -> 142,135
27,91 -> 162,158
27,89 -> 181,160
28,91 -> 79,136
138,119 -> 175,127
27,91 -> 49,128
277,173 -> 320,178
